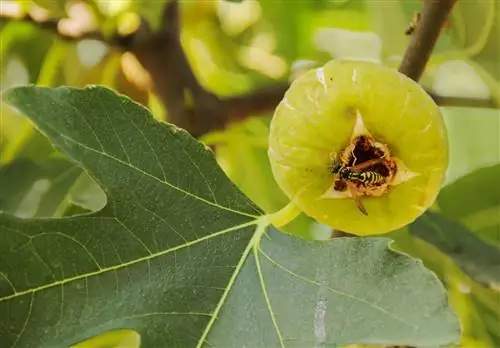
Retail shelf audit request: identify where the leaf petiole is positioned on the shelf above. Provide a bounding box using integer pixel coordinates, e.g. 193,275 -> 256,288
266,200 -> 302,229
250,201 -> 302,249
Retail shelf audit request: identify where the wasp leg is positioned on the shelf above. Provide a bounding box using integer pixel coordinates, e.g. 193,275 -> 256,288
347,182 -> 368,216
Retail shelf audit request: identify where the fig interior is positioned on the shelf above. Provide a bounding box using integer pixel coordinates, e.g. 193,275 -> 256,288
332,135 -> 397,197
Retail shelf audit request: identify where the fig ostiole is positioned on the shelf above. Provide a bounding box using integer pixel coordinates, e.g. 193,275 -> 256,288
268,60 -> 448,236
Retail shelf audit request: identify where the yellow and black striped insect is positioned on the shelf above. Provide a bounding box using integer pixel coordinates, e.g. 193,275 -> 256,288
331,158 -> 386,215
405,6 -> 452,36
405,12 -> 421,36
338,167 -> 385,185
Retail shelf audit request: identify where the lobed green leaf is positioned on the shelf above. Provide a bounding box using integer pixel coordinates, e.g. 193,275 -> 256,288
0,86 -> 460,347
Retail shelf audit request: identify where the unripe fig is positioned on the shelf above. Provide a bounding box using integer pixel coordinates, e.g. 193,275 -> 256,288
268,60 -> 448,236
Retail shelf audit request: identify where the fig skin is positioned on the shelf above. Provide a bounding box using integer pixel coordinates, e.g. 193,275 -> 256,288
268,60 -> 448,236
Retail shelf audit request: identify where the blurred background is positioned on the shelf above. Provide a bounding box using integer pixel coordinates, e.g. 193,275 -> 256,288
0,0 -> 499,347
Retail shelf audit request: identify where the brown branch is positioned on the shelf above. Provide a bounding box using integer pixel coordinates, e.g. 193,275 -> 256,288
221,86 -> 497,129
398,0 -> 457,81
224,84 -> 289,123
428,94 -> 497,109
129,0 -> 228,137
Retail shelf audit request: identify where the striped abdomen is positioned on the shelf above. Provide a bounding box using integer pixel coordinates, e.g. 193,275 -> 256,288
339,168 -> 385,185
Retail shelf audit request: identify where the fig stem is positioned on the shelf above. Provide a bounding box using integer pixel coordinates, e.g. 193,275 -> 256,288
268,201 -> 302,228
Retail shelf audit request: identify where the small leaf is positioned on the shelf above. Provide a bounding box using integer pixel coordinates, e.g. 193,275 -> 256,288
443,108 -> 500,186
0,86 -> 459,347
410,211 -> 500,289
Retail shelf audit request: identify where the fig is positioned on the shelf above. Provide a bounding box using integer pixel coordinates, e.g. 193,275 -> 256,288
268,60 -> 448,235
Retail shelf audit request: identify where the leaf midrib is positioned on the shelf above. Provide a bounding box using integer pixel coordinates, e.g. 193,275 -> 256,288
52,132 -> 258,218
0,219 -> 259,303
195,220 -> 269,347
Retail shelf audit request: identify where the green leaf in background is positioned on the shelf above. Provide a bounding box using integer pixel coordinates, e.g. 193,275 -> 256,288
442,107 -> 500,186
0,120 -> 56,163
452,0 -> 499,81
410,212 -> 500,289
66,172 -> 107,213
367,0 -> 408,61
451,0 -> 495,53
439,164 -> 500,245
32,0 -> 68,17
259,0 -> 310,61
0,157 -> 82,218
390,226 -> 500,347
0,86 -> 459,347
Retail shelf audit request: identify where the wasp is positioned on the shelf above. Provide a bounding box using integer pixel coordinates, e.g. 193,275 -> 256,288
405,12 -> 421,36
338,167 -> 385,185
405,1 -> 453,37
331,158 -> 386,216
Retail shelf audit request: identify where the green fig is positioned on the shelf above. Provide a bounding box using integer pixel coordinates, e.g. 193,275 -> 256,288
268,60 -> 448,235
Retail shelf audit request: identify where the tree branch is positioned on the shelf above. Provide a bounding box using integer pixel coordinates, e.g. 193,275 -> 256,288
398,0 -> 457,81
429,94 -> 497,109
130,0 -> 228,137
224,84 -> 289,123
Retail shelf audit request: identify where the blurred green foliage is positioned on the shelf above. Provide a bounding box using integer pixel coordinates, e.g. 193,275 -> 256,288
0,0 -> 499,347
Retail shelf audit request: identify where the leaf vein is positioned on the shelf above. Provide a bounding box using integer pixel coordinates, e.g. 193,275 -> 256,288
54,132 -> 258,219
0,220 -> 258,303
10,292 -> 34,348
96,94 -> 133,164
254,247 -> 285,347
119,101 -> 169,183
259,249 -> 419,331
114,218 -> 153,255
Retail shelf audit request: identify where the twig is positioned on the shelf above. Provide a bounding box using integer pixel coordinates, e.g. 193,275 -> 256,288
398,0 -> 457,81
130,0 -> 228,137
224,84 -> 289,123
220,85 -> 496,129
429,94 -> 497,109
